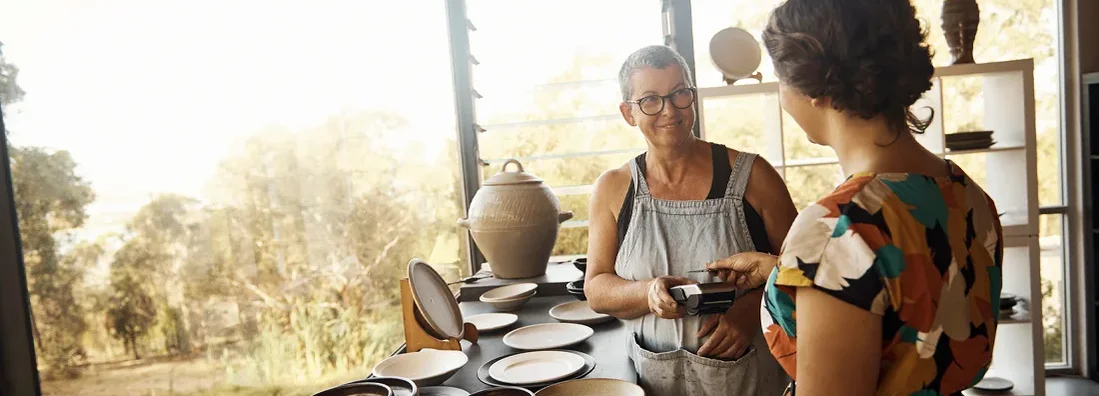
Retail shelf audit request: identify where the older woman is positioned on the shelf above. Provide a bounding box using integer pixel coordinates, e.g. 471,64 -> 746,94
584,45 -> 794,396
708,1 -> 1005,395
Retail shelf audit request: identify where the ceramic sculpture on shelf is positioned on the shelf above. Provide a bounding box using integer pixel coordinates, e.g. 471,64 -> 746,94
709,27 -> 763,85
458,159 -> 572,279
942,0 -> 980,64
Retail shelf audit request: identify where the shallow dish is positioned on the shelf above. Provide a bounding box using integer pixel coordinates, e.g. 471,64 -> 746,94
548,301 -> 613,325
488,350 -> 586,385
709,27 -> 762,82
420,386 -> 472,396
351,377 -> 417,396
373,348 -> 469,387
502,323 -> 593,350
571,258 -> 587,274
409,259 -> 465,339
482,292 -> 536,312
465,313 -> 519,332
312,382 -> 392,396
477,350 -> 596,389
481,283 -> 538,301
534,379 -> 644,396
468,387 -> 535,396
565,280 -> 585,301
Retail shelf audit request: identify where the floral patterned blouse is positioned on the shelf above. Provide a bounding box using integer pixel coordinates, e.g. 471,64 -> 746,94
763,162 -> 1003,396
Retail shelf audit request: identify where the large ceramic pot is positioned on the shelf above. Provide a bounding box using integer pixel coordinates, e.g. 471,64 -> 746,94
458,160 -> 573,279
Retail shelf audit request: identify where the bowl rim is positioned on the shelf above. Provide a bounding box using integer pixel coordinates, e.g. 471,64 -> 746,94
372,349 -> 469,380
480,283 -> 539,301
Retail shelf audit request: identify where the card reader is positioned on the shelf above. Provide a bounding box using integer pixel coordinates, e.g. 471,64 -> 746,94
669,282 -> 738,316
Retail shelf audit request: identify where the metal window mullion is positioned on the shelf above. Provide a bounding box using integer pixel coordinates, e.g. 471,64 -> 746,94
662,0 -> 699,138
1040,205 -> 1070,215
446,0 -> 486,273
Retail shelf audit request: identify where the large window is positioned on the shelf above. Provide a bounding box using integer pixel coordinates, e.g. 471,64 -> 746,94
692,0 -> 1070,368
0,1 -> 464,394
464,0 -> 663,259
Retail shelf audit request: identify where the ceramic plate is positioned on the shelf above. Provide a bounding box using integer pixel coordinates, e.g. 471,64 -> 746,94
502,323 -> 594,350
409,259 -> 464,339
534,378 -> 645,396
489,351 -> 586,385
420,386 -> 472,396
314,382 -> 392,396
343,377 -> 416,396
465,313 -> 519,332
481,283 -> 538,301
477,350 -> 596,389
548,301 -> 613,325
709,27 -> 762,80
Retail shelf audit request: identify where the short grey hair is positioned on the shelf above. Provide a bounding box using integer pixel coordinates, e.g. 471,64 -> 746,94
618,45 -> 695,102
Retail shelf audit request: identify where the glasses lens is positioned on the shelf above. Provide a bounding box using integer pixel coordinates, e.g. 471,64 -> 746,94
671,88 -> 695,109
639,95 -> 664,115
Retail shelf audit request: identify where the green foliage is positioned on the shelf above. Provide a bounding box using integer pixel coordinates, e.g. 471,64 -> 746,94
0,41 -> 25,109
107,238 -> 161,360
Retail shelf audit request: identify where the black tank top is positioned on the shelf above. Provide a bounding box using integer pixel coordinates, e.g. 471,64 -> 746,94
615,143 -> 773,254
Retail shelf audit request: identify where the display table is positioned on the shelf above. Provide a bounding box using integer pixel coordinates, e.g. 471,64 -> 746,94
388,294 -> 637,393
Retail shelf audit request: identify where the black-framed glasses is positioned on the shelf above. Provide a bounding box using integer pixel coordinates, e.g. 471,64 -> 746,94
625,87 -> 697,116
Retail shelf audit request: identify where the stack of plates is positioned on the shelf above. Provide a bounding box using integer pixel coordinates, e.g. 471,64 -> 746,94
1000,292 -> 1021,319
477,350 -> 597,389
946,131 -> 995,151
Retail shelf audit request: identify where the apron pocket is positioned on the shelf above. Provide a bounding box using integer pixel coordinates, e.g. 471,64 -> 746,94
628,333 -> 763,396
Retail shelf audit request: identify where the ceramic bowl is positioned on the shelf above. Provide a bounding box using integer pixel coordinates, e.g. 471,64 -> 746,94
373,349 -> 469,387
534,379 -> 644,396
566,280 -> 585,301
468,387 -> 535,396
312,382 -> 392,396
480,283 -> 538,302
481,291 -> 536,312
351,376 -> 417,396
571,258 -> 587,274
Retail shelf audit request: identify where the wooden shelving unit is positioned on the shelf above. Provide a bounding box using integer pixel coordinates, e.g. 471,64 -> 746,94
697,59 -> 1045,395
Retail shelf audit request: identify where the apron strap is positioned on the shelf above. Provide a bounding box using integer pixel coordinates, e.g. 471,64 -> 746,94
725,152 -> 757,199
629,154 -> 651,197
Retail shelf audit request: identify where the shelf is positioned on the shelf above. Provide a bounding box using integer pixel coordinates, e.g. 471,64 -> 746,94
1000,312 -> 1032,324
943,144 -> 1026,156
697,82 -> 779,98
561,220 -> 590,229
934,59 -> 1033,78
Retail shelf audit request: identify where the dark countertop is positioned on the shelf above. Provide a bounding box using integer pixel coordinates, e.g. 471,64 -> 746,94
457,261 -> 583,302
441,294 -> 636,392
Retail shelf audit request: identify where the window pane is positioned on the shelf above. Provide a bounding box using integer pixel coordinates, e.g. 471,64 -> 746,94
1,2 -> 462,394
1040,213 -> 1067,364
466,0 -> 663,256
784,164 -> 844,210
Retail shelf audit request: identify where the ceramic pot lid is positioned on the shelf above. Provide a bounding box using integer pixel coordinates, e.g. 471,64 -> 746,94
483,159 -> 542,186
408,259 -> 464,339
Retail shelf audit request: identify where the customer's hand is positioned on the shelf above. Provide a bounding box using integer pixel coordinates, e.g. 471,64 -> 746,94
696,290 -> 762,359
706,252 -> 779,289
647,276 -> 696,319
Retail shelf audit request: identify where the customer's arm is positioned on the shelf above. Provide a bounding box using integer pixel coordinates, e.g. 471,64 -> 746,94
584,168 -> 692,319
795,287 -> 881,396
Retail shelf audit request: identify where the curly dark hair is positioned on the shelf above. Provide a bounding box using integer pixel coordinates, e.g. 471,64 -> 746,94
762,0 -> 935,134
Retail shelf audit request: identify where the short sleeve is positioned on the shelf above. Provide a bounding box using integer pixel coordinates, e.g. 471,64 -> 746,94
774,199 -> 888,315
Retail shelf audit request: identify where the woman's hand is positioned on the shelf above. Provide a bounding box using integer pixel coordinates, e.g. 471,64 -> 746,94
647,276 -> 696,319
696,290 -> 761,359
706,252 -> 779,289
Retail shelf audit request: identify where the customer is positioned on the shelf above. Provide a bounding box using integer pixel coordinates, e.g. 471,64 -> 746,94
706,1 -> 1004,395
584,44 -> 794,396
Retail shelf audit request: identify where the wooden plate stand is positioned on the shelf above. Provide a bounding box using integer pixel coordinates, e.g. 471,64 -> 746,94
400,278 -> 478,353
